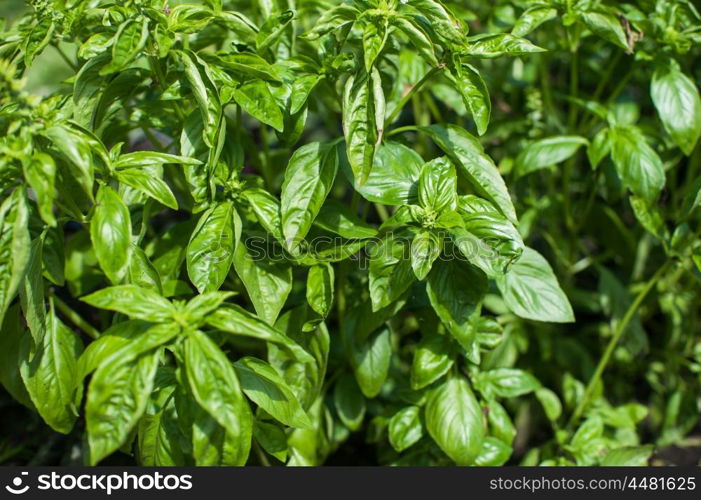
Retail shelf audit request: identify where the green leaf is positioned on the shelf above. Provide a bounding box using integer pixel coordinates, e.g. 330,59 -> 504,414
234,357 -> 312,429
0,306 -> 34,408
362,21 -> 387,72
389,406 -> 423,452
587,128 -> 611,169
20,307 -> 82,434
0,190 -> 30,326
22,153 -> 56,226
600,445 -> 653,466
253,421 -> 288,462
81,285 -> 174,322
368,232 -> 415,311
345,141 -> 423,205
19,238 -> 46,343
651,59 -> 701,155
450,64 -> 491,135
86,348 -> 160,464
609,126 -> 665,203
91,185 -> 132,284
281,141 -> 339,250
487,400 -> 516,445
535,387 -> 562,422
137,385 -> 185,466
409,0 -> 464,43
512,6 -> 557,36
475,368 -> 541,399
43,125 -> 94,199
100,18 -> 149,75
186,201 -> 236,293
179,50 -> 222,147
474,437 -> 512,466
114,151 -> 202,169
418,157 -> 458,212
422,125 -> 518,223
206,304 -> 312,364
232,80 -> 284,132
427,259 -> 487,351
349,326 -> 392,398
453,195 -> 524,277
343,72 -> 378,185
578,10 -> 628,50
394,16 -> 439,67
314,200 -> 378,239
128,246 -> 163,293
333,374 -> 366,431
242,187 -> 284,241
425,376 -> 484,465
116,168 -> 178,210
232,233 -> 292,325
465,33 -> 545,58
184,330 -> 252,464
496,247 -> 574,323
306,264 -> 334,317
411,332 -> 454,390
516,135 -> 589,177
410,230 -> 442,281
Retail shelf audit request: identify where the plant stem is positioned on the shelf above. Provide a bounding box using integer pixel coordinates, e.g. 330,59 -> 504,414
384,64 -> 445,128
54,43 -> 77,71
53,295 -> 100,339
565,260 -> 673,430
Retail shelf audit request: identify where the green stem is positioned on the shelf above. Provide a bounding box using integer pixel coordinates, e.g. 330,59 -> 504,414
384,64 -> 445,128
54,43 -> 77,71
565,260 -> 673,430
53,295 -> 100,339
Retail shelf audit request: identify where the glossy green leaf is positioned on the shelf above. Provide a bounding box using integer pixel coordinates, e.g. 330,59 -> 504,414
281,141 -> 339,250
651,59 -> 701,155
425,376 -> 484,465
389,406 -> 423,452
184,330 -> 252,464
186,201 -> 235,293
234,356 -> 312,429
333,374 -> 366,431
411,332 -> 454,390
496,247 -> 574,323
516,136 -> 589,177
91,185 -> 132,284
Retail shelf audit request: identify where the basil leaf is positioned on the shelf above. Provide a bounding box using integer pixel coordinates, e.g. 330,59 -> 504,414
410,230 -> 442,281
186,201 -> 236,293
348,326 -> 392,398
281,141 -> 339,250
86,348 -> 160,464
344,141 -> 423,205
81,285 -> 175,322
425,376 -> 484,465
343,72 -> 378,185
234,356 -> 312,429
578,10 -> 628,50
20,307 -> 83,434
449,64 -> 491,136
512,6 -> 557,36
333,374 -> 366,431
651,59 -> 701,155
427,259 -> 487,350
389,406 -> 423,452
184,330 -> 252,465
368,232 -> 415,311
91,185 -> 132,284
609,126 -> 665,204
475,368 -> 541,399
515,135 -> 589,177
411,332 -> 454,390
232,80 -> 284,132
422,125 -> 518,223
306,264 -> 334,317
465,33 -> 545,58
496,247 -> 574,323
22,153 -> 57,226
0,190 -> 30,326
116,168 -> 178,210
